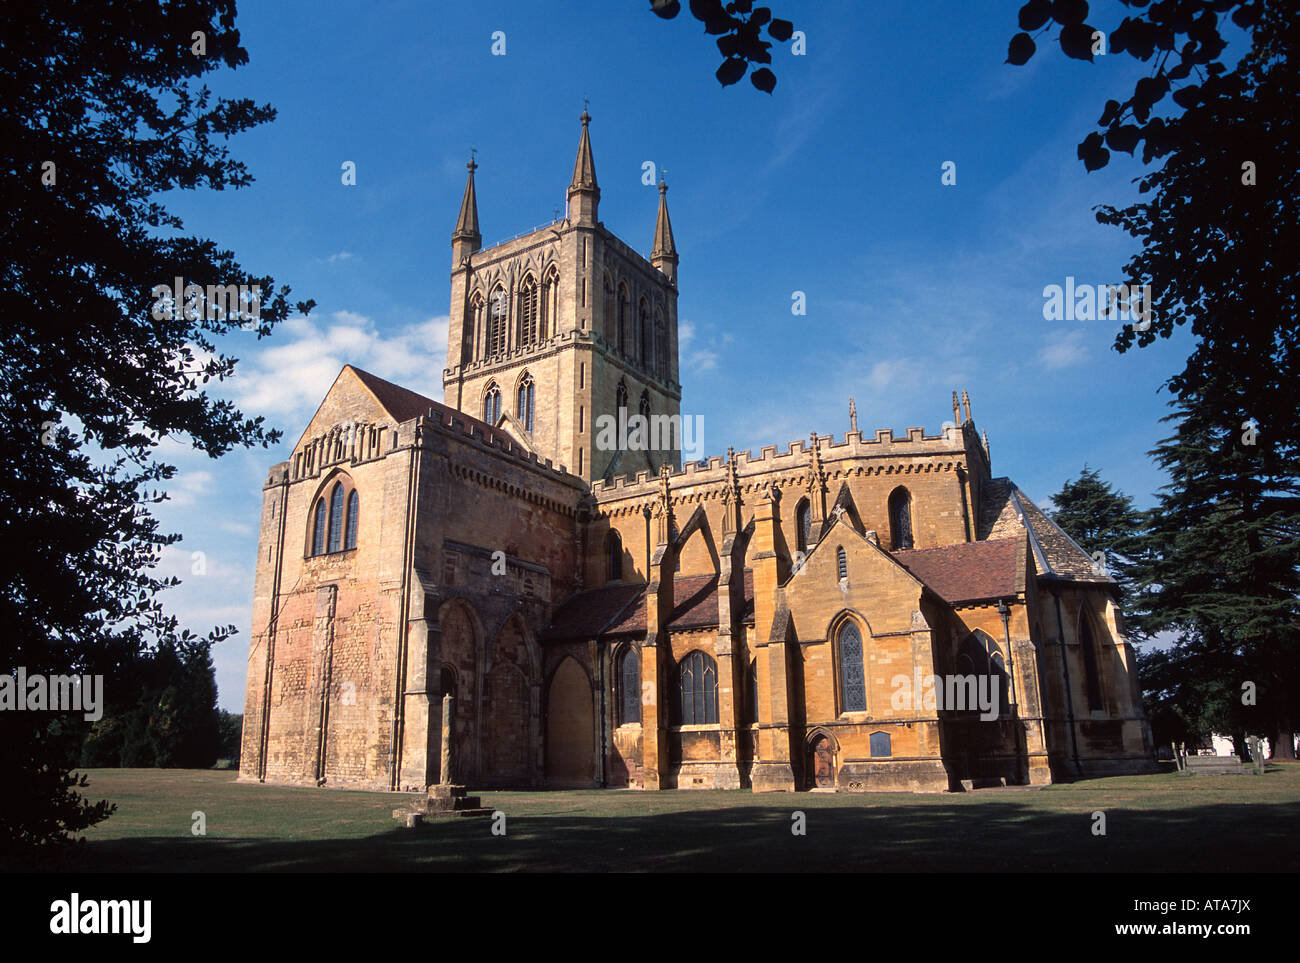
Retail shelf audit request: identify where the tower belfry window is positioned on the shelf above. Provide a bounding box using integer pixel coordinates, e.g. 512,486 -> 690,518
488,287 -> 507,357
484,383 -> 501,424
517,274 -> 539,347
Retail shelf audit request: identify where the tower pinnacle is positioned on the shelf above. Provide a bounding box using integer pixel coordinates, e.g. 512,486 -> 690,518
567,109 -> 600,224
452,155 -> 481,266
651,177 -> 678,284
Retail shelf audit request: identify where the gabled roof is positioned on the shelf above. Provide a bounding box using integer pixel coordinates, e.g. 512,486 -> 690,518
891,537 -> 1022,605
542,571 -> 755,643
979,477 -> 1111,583
346,365 -> 441,424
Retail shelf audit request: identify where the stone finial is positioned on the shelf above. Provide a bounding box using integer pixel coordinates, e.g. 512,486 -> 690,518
952,390 -> 961,427
849,396 -> 858,432
982,430 -> 990,462
961,389 -> 972,424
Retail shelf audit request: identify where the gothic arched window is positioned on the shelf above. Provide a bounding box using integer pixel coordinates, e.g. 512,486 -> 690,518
1079,611 -> 1104,711
618,283 -> 630,356
616,646 -> 640,726
311,498 -> 327,556
542,267 -> 559,339
345,490 -> 359,551
889,486 -> 914,550
675,651 -> 718,725
517,274 -> 539,347
796,498 -> 812,555
327,482 -> 345,553
837,620 -> 866,712
483,382 -> 501,424
603,274 -> 616,344
467,292 -> 484,361
488,286 -> 507,356
654,308 -> 667,380
517,373 -> 535,432
638,390 -> 651,423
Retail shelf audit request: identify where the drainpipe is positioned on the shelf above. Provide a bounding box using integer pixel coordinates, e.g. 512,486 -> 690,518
1051,584 -> 1082,774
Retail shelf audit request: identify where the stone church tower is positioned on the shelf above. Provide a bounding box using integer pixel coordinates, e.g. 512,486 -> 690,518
443,111 -> 682,482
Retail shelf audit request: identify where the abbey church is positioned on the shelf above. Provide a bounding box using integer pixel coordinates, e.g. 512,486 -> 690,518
239,113 -> 1154,794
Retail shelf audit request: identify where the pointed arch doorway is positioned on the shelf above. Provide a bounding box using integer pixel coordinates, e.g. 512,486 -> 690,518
809,733 -> 836,789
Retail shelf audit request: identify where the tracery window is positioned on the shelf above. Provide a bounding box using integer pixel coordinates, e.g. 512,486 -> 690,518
517,274 -> 539,347
675,651 -> 718,726
616,646 -> 640,726
488,286 -> 507,356
483,382 -> 501,424
837,620 -> 866,713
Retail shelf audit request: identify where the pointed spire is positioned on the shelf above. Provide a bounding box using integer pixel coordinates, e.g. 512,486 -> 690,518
849,396 -> 858,433
952,390 -> 962,427
961,389 -> 972,424
651,176 -> 678,283
452,155 -> 481,262
567,108 -> 600,223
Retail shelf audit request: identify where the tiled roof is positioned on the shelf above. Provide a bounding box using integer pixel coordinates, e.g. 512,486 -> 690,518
348,365 -> 443,424
543,571 -> 754,642
979,476 -> 1110,583
542,584 -> 643,642
891,538 -> 1021,605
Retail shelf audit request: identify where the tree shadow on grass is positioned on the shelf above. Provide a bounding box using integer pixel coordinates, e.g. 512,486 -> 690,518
62,797 -> 1300,873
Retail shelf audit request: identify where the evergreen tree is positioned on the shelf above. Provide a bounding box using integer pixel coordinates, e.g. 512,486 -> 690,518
1049,467 -> 1147,633
1008,1 -> 1299,758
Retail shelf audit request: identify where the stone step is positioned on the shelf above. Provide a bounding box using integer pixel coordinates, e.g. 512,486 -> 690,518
392,807 -> 493,828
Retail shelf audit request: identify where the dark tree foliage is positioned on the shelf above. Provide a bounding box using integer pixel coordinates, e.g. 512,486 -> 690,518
217,710 -> 244,767
79,640 -> 222,769
649,0 -> 796,92
1009,2 -> 1299,757
0,0 -> 308,866
1048,467 -> 1147,634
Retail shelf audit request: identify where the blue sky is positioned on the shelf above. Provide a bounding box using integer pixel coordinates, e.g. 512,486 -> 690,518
151,1 -> 1223,710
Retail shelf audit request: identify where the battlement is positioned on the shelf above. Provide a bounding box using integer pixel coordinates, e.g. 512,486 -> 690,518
588,422 -> 970,496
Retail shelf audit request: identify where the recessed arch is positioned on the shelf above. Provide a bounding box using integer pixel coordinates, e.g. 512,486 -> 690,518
1077,603 -> 1105,712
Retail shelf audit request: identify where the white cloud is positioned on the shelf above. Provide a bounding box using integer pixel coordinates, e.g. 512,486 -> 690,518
229,310 -> 449,423
1038,330 -> 1089,370
679,319 -> 719,374
165,469 -> 214,507
326,251 -> 354,263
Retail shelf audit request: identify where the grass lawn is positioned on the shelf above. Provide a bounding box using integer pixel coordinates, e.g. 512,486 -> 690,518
63,764 -> 1300,872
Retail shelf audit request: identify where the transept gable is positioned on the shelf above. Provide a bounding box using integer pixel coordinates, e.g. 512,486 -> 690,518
291,364 -> 435,454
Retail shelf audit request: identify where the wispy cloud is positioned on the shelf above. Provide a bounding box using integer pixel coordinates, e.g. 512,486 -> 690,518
1038,329 -> 1090,370
678,319 -> 720,374
230,310 -> 449,424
